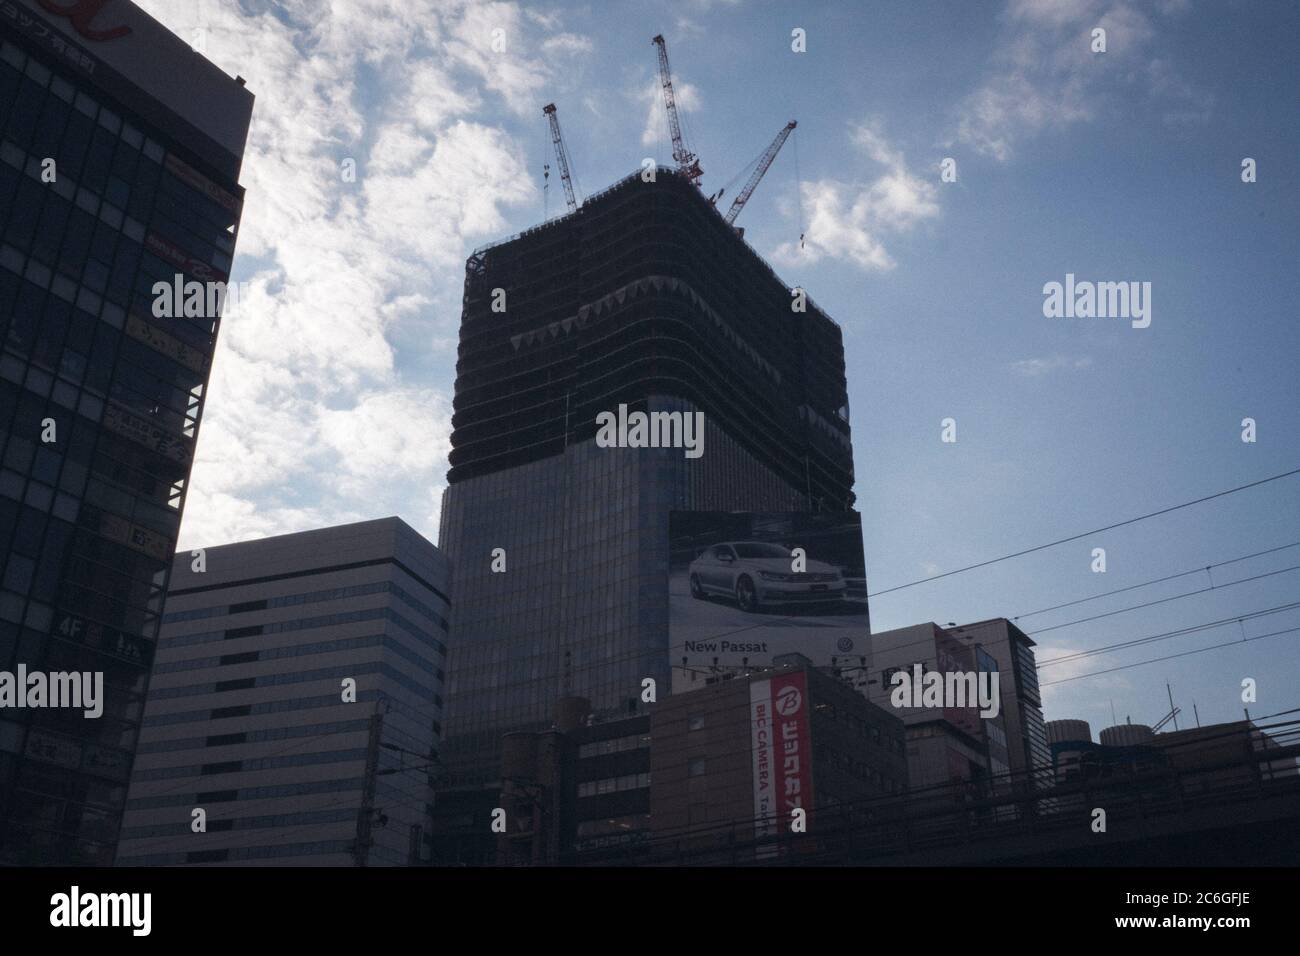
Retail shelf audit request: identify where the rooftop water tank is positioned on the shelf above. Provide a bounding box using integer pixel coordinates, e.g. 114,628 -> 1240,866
1047,719 -> 1092,745
1100,723 -> 1155,747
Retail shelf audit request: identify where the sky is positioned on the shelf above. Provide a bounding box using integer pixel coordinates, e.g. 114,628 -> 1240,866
141,0 -> 1300,735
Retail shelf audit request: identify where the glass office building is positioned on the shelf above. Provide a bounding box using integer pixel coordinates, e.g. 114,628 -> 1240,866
0,0 -> 252,864
439,169 -> 858,784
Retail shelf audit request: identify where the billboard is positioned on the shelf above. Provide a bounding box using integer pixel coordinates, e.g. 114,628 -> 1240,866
750,670 -> 813,857
669,511 -> 869,693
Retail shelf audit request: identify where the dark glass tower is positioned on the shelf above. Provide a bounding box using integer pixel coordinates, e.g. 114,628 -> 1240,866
0,0 -> 252,864
439,169 -> 857,784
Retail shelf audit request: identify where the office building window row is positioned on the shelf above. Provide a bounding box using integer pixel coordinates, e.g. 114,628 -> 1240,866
577,772 -> 651,797
163,578 -> 449,632
141,689 -> 382,728
816,746 -> 901,792
121,838 -> 355,866
165,605 -> 447,653
577,733 -> 651,758
575,813 -> 652,838
151,631 -> 442,678
147,661 -> 438,703
130,746 -> 368,783
134,717 -> 371,755
118,806 -> 356,841
125,775 -> 362,812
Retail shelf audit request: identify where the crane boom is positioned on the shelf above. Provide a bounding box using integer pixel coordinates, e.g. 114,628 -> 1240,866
724,121 -> 796,225
542,103 -> 577,212
651,34 -> 702,185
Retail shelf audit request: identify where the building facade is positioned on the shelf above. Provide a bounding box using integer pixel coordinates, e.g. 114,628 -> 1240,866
491,700 -> 652,866
648,658 -> 906,863
0,0 -> 252,864
438,169 -> 858,784
948,618 -> 1052,783
866,622 -> 1009,796
114,518 -> 450,866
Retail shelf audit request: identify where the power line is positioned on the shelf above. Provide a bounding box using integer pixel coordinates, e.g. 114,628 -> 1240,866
868,467 -> 1300,598
1012,541 -> 1300,621
1025,564 -> 1300,635
1037,601 -> 1300,668
1041,625 -> 1300,687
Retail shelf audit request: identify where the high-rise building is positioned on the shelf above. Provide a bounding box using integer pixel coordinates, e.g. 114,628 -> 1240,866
115,518 -> 451,866
438,168 -> 857,783
949,618 -> 1051,782
0,0 -> 252,864
866,622 -> 1009,795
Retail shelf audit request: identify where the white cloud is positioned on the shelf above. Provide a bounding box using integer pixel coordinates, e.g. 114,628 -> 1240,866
772,120 -> 939,272
955,0 -> 1204,161
542,32 -> 594,56
318,389 -> 453,496
132,0 -> 582,549
1011,355 -> 1093,377
1034,639 -> 1134,710
639,78 -> 703,150
674,17 -> 706,38
441,2 -> 549,117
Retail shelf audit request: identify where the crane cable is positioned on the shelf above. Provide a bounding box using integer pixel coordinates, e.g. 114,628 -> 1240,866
793,126 -> 805,249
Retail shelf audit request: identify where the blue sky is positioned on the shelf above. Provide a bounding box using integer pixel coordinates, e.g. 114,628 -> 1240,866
144,0 -> 1299,734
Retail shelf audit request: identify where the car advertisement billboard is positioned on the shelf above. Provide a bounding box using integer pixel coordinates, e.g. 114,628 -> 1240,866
669,511 -> 869,693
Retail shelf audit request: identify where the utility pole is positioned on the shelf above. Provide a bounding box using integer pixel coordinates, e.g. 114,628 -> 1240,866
408,824 -> 423,866
353,702 -> 386,866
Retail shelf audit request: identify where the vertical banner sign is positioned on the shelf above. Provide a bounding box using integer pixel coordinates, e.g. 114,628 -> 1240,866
750,679 -> 777,855
751,671 -> 814,858
773,670 -> 813,826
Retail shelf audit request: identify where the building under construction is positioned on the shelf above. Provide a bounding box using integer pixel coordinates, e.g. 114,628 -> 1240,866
437,166 -> 858,786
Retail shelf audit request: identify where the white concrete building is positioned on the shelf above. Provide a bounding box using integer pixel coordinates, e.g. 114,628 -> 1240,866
115,518 -> 450,866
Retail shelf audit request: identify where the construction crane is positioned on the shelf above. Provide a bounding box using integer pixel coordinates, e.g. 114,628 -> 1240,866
542,103 -> 578,212
724,120 -> 796,225
651,34 -> 702,186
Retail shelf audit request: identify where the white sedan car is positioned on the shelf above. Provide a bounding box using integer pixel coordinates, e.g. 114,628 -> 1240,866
688,541 -> 847,613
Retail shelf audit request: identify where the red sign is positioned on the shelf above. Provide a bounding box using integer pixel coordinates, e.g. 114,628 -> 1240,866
751,670 -> 814,855
165,153 -> 242,214
772,671 -> 813,819
37,0 -> 131,41
144,232 -> 227,284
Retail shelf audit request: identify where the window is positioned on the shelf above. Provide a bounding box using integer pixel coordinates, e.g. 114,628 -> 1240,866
733,542 -> 792,559
688,758 -> 706,777
688,714 -> 704,731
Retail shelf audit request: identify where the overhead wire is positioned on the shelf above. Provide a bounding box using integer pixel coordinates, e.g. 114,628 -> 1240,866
867,467 -> 1300,598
